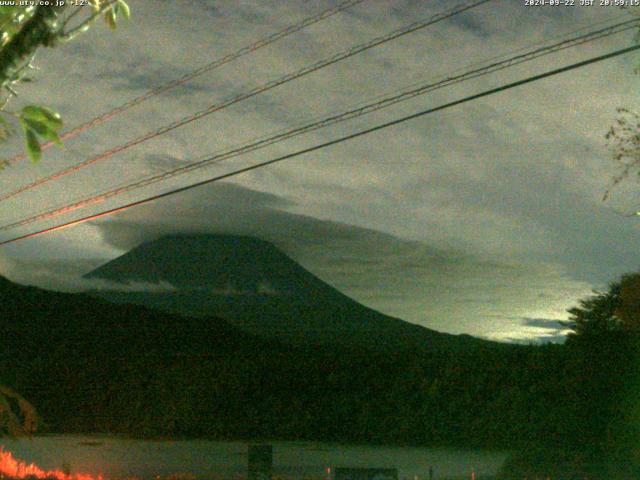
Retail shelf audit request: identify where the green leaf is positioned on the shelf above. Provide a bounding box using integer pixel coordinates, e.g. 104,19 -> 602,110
105,8 -> 117,29
24,128 -> 41,163
47,129 -> 62,145
0,7 -> 20,25
88,0 -> 101,13
21,105 -> 62,130
116,0 -> 130,20
20,118 -> 62,145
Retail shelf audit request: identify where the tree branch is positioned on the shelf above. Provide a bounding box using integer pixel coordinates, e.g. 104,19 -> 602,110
0,6 -> 65,88
61,1 -> 118,42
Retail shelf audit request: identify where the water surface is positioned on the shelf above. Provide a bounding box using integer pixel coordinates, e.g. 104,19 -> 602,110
0,436 -> 508,479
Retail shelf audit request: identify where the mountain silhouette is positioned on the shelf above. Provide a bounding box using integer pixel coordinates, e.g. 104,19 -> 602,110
86,234 -> 486,352
0,272 -> 563,449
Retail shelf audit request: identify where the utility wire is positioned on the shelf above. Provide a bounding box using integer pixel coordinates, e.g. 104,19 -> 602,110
2,18 -> 638,232
0,0 -> 492,203
1,43 -> 638,247
3,0 -> 369,166
329,11 -> 634,116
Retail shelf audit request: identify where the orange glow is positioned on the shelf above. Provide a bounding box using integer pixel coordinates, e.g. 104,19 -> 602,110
0,448 -> 102,480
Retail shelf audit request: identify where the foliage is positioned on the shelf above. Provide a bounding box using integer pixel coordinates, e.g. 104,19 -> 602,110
564,273 -> 640,338
0,275 -> 609,449
495,273 -> 640,479
0,0 -> 130,436
0,269 -> 638,479
564,281 -> 623,340
0,271 -> 637,471
559,273 -> 640,478
616,272 -> 640,331
604,108 -> 640,204
603,8 -> 640,208
17,105 -> 63,162
0,384 -> 37,436
0,1 -> 130,164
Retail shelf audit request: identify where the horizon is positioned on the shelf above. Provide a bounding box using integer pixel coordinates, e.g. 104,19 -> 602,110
0,231 -> 576,345
0,1 -> 639,343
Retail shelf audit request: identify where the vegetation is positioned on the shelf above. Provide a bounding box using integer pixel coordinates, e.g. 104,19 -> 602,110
0,1 -> 130,435
0,1 -> 130,165
603,7 -> 640,208
0,384 -> 37,436
0,272 -> 637,474
498,274 -> 640,479
0,12 -> 637,480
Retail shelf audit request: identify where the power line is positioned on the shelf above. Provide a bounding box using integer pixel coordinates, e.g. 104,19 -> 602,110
2,0 -> 370,166
1,43 -> 637,247
0,0 -> 492,203
3,17 -> 638,233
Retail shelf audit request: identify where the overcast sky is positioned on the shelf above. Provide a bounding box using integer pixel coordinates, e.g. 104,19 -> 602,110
0,0 -> 639,342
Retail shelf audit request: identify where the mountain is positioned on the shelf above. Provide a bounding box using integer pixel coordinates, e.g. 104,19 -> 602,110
85,234 -> 485,352
0,275 -> 580,450
0,274 -> 278,436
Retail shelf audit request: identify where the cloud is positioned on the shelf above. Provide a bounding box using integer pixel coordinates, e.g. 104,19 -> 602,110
512,317 -> 573,344
500,332 -> 569,345
0,1 -> 634,341
521,317 -> 568,331
77,180 -> 592,340
100,69 -> 214,96
0,254 -> 176,293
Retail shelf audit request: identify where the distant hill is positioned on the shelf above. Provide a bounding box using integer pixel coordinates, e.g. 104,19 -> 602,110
0,274 -> 276,436
85,234 -> 486,352
0,274 -> 592,451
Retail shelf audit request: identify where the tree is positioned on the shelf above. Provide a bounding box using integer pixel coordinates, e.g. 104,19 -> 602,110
564,272 -> 640,478
603,108 -> 640,208
565,280 -> 624,341
565,273 -> 640,339
0,1 -> 130,164
0,1 -> 129,435
616,272 -> 640,331
603,7 -> 640,209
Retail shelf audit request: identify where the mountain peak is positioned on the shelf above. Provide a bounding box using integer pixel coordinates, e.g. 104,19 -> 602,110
87,234 -> 485,351
87,234 -> 316,295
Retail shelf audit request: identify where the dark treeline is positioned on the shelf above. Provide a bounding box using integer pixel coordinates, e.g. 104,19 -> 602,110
0,275 -> 638,478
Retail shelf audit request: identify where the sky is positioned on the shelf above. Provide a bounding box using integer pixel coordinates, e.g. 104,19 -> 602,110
0,0 -> 639,342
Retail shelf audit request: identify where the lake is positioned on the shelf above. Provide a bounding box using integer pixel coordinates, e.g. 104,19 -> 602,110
0,436 -> 508,480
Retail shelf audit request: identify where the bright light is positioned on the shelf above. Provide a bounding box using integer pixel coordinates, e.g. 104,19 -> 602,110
0,448 -> 102,480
